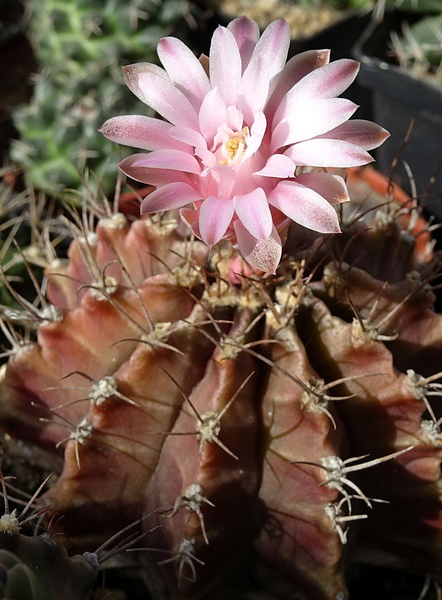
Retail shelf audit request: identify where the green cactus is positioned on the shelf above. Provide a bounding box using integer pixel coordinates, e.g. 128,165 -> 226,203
383,0 -> 442,84
0,180 -> 53,339
390,15 -> 442,83
0,470 -> 98,600
0,467 -> 150,599
10,0 -> 194,198
0,168 -> 441,598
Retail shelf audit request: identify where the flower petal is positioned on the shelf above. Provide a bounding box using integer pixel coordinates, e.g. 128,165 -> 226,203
132,149 -> 201,174
157,37 -> 210,108
233,220 -> 282,274
199,196 -> 235,246
268,180 -> 341,233
123,63 -> 199,129
294,172 -> 349,205
272,98 -> 358,149
254,154 -> 296,178
206,165 -> 237,198
119,155 -> 193,186
168,126 -> 207,149
265,49 -> 330,123
316,119 -> 390,150
180,207 -> 201,237
227,16 -> 260,72
243,111 -> 267,160
210,26 -> 242,106
238,19 -> 291,120
140,182 -> 202,214
234,188 -> 273,239
99,115 -> 188,152
285,138 -> 373,167
199,88 -> 227,142
123,62 -> 169,102
287,59 -> 360,101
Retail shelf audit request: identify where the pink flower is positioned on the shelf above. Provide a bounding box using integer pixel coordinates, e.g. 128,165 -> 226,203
100,16 -> 389,273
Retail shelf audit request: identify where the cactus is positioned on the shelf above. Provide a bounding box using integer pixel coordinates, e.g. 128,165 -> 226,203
0,471 -> 97,600
10,0 -> 194,197
0,179 -> 51,334
384,0 -> 442,85
0,465 -> 151,599
0,165 -> 441,599
390,15 -> 442,84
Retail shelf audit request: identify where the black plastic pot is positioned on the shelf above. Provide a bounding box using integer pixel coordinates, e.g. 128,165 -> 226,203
353,13 -> 442,221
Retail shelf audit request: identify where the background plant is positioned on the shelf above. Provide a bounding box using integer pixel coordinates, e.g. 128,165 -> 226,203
383,0 -> 442,84
10,0 -> 196,199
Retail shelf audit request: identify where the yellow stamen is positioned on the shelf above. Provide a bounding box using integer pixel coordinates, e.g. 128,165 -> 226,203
226,136 -> 242,159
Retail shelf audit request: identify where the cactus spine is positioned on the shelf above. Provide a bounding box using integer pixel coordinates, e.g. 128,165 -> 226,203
0,171 -> 442,598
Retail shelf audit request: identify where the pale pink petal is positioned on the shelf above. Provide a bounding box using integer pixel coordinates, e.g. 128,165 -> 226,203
272,98 -> 358,149
157,37 -> 210,108
285,139 -> 373,167
265,49 -> 330,123
199,196 -> 235,246
196,148 -> 217,169
199,54 -> 209,76
238,19 -> 291,120
243,111 -> 267,159
119,155 -> 192,186
227,16 -> 260,72
180,207 -> 201,237
168,125 -> 207,149
199,88 -> 227,142
294,172 -> 349,205
287,59 -> 359,101
225,106 -> 245,132
131,149 -> 201,174
255,154 -> 295,178
210,26 -> 242,106
233,188 -> 273,239
268,180 -> 341,233
140,182 -> 202,214
228,156 -> 258,197
206,165 -> 237,198
123,63 -> 199,129
316,120 -> 390,150
233,220 -> 282,274
99,116 -> 188,152
123,62 -> 169,102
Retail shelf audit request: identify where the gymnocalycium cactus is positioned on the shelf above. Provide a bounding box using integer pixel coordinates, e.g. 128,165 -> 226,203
11,0 -> 194,197
0,163 -> 441,599
2,14 -> 442,600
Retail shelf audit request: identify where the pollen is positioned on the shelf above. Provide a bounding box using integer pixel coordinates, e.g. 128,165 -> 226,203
226,137 -> 242,159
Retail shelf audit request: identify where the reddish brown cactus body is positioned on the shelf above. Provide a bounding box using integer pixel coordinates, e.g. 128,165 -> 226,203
1,172 -> 442,599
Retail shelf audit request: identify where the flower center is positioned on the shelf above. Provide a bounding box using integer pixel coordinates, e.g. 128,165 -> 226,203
217,127 -> 249,166
225,136 -> 244,159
